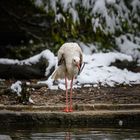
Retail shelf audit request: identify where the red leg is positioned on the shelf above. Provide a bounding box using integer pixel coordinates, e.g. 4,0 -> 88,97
69,77 -> 74,112
64,76 -> 69,112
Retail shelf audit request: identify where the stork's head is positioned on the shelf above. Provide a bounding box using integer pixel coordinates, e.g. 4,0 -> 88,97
72,56 -> 81,70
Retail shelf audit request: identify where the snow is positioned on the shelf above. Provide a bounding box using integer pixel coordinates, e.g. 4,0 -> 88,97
38,76 -> 54,89
34,0 -> 43,7
130,0 -> 140,22
79,50 -> 140,87
38,43 -> 140,90
60,0 -> 71,11
69,8 -> 79,24
29,97 -> 35,104
0,58 -> 19,65
90,52 -> 132,67
82,0 -> 91,10
78,65 -> 140,87
22,49 -> 56,77
106,0 -> 116,5
92,0 -> 106,17
55,13 -> 65,22
115,34 -> 140,65
50,0 -> 57,14
92,18 -> 103,33
79,42 -> 98,55
10,81 -> 22,96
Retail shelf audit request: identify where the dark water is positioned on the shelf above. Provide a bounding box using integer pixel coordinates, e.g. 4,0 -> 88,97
0,125 -> 140,140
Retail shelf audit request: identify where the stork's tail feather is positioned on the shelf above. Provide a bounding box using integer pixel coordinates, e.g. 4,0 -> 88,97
51,69 -> 59,80
51,66 -> 65,80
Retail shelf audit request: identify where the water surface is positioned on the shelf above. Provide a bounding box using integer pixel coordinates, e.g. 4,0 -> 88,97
0,125 -> 140,140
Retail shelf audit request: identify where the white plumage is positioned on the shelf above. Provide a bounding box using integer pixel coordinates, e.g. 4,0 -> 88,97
52,42 -> 83,80
52,42 -> 83,112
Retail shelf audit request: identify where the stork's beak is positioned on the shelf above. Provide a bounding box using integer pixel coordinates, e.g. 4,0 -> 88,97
76,62 -> 81,71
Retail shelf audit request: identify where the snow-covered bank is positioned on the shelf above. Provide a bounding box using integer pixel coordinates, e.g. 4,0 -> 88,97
39,48 -> 140,90
0,42 -> 140,91
78,53 -> 140,87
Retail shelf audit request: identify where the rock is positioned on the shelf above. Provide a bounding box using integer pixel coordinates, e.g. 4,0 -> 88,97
110,60 -> 139,72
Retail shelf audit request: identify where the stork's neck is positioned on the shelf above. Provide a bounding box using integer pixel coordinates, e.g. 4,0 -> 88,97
66,63 -> 79,78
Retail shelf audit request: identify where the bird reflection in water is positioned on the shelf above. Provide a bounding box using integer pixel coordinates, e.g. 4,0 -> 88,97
65,131 -> 71,140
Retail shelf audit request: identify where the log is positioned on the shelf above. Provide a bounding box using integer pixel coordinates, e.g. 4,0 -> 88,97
0,51 -> 55,79
0,62 -> 55,79
0,64 -> 44,79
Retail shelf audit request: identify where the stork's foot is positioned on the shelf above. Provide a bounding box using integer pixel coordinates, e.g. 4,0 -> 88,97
69,107 -> 73,112
63,107 -> 69,112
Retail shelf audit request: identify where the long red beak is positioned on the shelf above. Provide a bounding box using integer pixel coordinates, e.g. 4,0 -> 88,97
76,63 -> 81,71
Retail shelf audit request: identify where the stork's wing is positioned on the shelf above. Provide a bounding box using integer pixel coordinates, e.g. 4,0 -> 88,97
58,54 -> 65,66
57,49 -> 65,66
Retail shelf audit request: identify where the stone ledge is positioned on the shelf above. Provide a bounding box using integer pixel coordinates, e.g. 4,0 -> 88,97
0,104 -> 140,128
0,104 -> 140,111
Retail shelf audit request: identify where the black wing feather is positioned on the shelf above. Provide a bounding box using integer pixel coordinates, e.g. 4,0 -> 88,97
58,54 -> 65,66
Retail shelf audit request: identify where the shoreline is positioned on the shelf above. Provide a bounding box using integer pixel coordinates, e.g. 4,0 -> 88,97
0,104 -> 140,128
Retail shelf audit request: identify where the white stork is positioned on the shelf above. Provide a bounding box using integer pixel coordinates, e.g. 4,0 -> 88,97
52,42 -> 83,112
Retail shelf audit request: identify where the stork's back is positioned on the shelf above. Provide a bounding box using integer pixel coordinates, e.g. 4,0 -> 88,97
52,43 -> 83,80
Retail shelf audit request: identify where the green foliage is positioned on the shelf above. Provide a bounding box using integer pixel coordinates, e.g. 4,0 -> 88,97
31,0 -> 139,53
3,0 -> 139,59
6,43 -> 47,59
